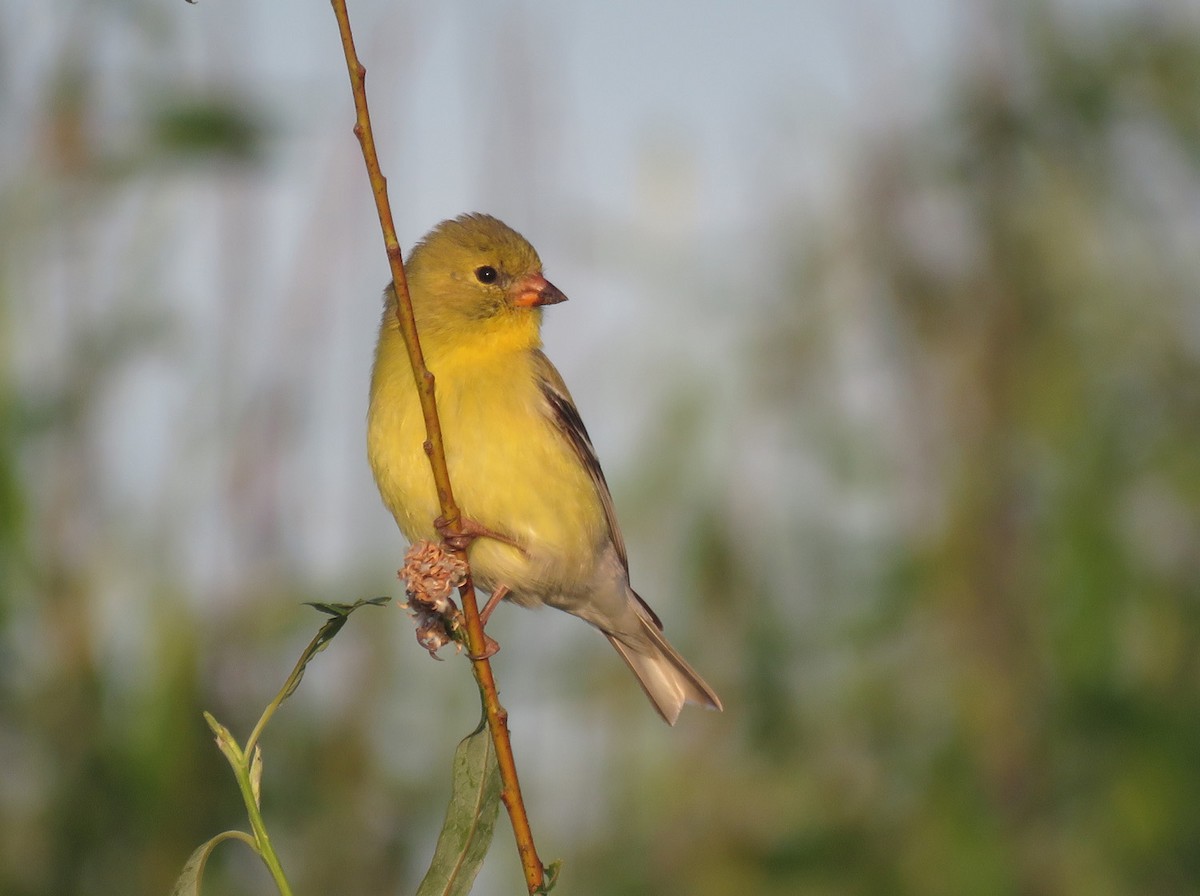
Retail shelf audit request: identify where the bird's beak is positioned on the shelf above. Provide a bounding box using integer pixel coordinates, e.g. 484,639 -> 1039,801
512,273 -> 568,308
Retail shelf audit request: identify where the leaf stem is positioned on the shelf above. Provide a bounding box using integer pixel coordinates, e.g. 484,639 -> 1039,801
235,754 -> 294,896
205,713 -> 294,896
328,2 -> 547,892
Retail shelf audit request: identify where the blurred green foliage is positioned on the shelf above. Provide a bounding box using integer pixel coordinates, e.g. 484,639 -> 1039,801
148,94 -> 268,165
2,3 -> 1199,896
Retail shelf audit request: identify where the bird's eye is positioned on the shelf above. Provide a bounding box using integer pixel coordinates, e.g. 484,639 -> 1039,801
475,265 -> 498,284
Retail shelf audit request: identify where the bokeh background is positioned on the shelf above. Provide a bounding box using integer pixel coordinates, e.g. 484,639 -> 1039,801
4,0 -> 1200,894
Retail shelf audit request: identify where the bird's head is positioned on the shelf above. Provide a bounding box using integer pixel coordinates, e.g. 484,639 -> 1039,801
391,214 -> 567,346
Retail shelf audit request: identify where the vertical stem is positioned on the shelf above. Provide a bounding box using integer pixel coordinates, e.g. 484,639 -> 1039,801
328,3 -> 545,892
207,714 -> 296,896
236,758 -> 295,896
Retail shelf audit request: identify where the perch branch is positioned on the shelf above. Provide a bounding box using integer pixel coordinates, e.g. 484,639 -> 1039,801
328,2 -> 546,892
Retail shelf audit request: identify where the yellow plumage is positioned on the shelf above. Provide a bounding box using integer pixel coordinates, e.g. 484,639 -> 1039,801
367,213 -> 721,724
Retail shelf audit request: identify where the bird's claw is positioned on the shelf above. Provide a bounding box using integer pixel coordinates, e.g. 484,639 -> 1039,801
434,514 -> 527,555
466,634 -> 501,661
398,541 -> 514,663
434,515 -> 474,552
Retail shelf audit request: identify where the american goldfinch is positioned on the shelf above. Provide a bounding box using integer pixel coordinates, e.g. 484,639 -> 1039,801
367,213 -> 722,724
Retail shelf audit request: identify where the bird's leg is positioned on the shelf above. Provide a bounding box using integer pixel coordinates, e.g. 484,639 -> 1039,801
430,515 -> 520,659
434,514 -> 527,555
465,585 -> 509,660
478,585 -> 510,626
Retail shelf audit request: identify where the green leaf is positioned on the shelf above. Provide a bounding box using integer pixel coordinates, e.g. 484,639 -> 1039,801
249,745 -> 263,809
169,830 -> 258,896
415,717 -> 502,896
279,596 -> 390,703
304,595 -> 391,617
537,860 -> 563,894
203,711 -> 242,767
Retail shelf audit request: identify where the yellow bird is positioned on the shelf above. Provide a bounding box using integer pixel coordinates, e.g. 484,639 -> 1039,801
367,213 -> 722,724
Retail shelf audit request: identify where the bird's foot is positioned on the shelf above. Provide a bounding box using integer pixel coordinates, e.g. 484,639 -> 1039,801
398,542 -> 513,662
434,514 -> 527,555
466,633 -> 501,661
464,586 -> 509,659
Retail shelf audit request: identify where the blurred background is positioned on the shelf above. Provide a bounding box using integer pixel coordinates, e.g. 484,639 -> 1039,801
3,0 -> 1200,894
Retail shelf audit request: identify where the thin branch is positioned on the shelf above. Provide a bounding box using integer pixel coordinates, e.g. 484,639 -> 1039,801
327,3 -> 546,893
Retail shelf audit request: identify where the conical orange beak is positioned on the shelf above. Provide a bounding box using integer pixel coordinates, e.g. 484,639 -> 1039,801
512,273 -> 568,308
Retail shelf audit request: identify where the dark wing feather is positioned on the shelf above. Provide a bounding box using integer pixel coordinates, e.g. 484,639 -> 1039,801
533,350 -> 629,572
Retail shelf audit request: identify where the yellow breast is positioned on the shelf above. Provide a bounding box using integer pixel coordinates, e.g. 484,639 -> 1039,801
367,318 -> 607,601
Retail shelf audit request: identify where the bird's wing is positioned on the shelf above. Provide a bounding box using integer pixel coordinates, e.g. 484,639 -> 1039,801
532,350 -> 629,572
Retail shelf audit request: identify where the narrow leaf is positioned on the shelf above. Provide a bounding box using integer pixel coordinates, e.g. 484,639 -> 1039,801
415,718 -> 502,896
203,712 -> 242,767
279,596 -> 390,702
538,859 -> 564,894
169,830 -> 257,896
304,594 -> 391,617
249,745 -> 263,809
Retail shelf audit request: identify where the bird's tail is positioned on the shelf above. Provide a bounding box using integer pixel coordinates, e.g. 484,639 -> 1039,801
604,598 -> 723,725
